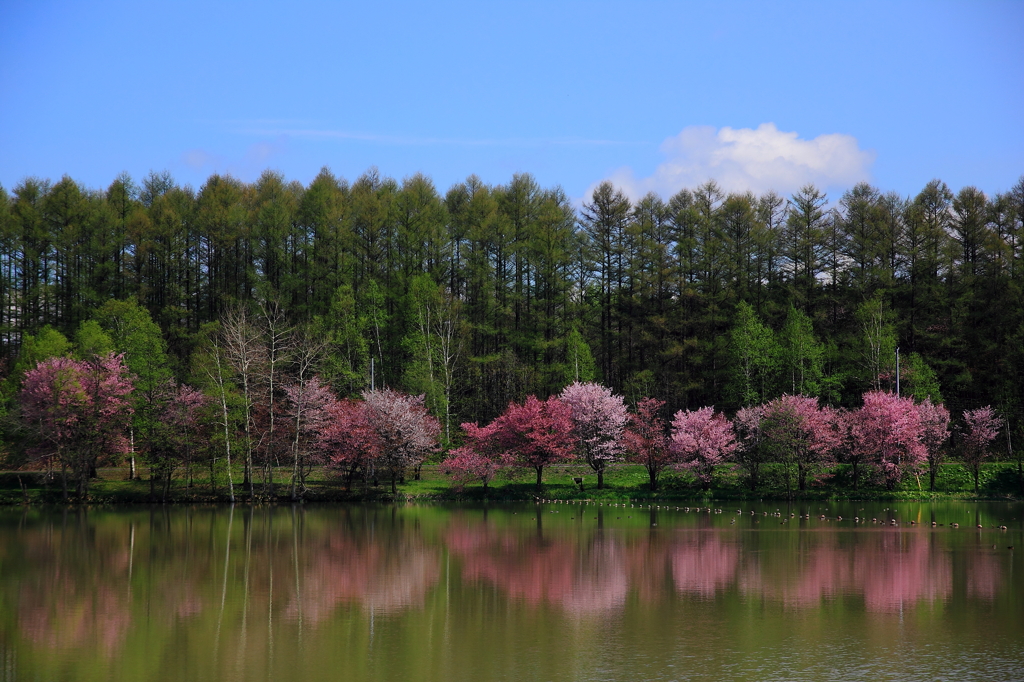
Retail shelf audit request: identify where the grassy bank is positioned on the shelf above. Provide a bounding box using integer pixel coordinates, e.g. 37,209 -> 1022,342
1,461 -> 1022,505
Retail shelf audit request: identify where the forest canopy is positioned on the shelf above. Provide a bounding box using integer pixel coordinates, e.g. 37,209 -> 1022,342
1,168 -> 1022,436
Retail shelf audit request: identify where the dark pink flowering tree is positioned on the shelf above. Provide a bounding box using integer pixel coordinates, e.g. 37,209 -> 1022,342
320,397 -> 380,490
623,397 -> 672,491
20,353 -> 134,500
559,382 -> 628,489
487,395 -> 575,488
962,406 -> 1001,493
362,388 -> 441,494
917,399 -> 950,491
283,376 -> 335,500
732,405 -> 769,491
761,395 -> 840,493
442,421 -> 503,492
670,407 -> 737,490
849,391 -> 926,489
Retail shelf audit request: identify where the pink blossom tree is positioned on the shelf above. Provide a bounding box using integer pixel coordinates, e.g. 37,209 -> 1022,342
732,405 -> 770,491
283,376 -> 335,500
849,391 -> 927,490
962,406 -> 1001,494
559,382 -> 628,489
487,395 -> 575,488
362,388 -> 441,494
623,397 -> 672,491
670,407 -> 737,490
917,399 -> 950,491
20,353 -> 134,500
760,395 -> 840,493
149,381 -> 208,500
320,397 -> 380,490
442,421 -> 504,492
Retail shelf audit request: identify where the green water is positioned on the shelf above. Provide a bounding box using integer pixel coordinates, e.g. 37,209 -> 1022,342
1,501 -> 1022,682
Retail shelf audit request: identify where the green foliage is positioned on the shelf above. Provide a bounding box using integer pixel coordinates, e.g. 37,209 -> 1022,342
74,320 -> 114,359
563,327 -> 596,385
779,305 -> 825,396
728,301 -> 779,407
315,285 -> 369,397
904,352 -> 942,403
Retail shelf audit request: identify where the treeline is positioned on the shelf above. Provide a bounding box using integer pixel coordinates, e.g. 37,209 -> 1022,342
1,168 -> 1023,435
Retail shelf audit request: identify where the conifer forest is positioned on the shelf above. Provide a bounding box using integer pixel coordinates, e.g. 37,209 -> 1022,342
1,168 -> 1023,497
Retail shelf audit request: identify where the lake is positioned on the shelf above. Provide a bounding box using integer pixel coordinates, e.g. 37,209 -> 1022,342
1,500 -> 1021,682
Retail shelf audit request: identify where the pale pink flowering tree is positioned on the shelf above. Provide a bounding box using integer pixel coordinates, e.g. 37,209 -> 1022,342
961,406 -> 1001,494
917,399 -> 950,491
623,397 -> 672,491
20,353 -> 134,500
670,407 -> 737,490
560,382 -> 628,489
849,391 -> 927,489
760,395 -> 840,493
149,381 -> 208,500
362,388 -> 441,494
283,376 -> 335,500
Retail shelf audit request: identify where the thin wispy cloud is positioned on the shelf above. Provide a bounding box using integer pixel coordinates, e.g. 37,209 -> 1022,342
601,123 -> 876,200
235,126 -> 628,148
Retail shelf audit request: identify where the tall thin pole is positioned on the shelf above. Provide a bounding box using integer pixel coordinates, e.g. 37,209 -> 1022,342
895,347 -> 900,396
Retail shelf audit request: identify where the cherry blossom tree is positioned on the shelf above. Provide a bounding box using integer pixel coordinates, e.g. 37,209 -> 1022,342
559,382 -> 628,489
485,395 -> 575,488
442,422 -> 503,492
849,391 -> 926,489
320,397 -> 380,490
623,397 -> 672,491
670,407 -> 737,490
760,395 -> 840,493
962,406 -> 1001,494
20,353 -> 134,500
283,376 -> 334,500
148,381 -> 208,500
732,405 -> 769,491
362,388 -> 441,494
917,399 -> 951,491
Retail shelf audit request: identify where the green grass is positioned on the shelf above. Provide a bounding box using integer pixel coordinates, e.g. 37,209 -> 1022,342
1,460 -> 1021,505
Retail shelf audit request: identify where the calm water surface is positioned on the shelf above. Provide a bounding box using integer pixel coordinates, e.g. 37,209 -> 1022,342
1,500 -> 1022,682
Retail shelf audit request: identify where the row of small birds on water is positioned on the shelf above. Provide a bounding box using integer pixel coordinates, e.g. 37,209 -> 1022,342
528,498 -> 1011,529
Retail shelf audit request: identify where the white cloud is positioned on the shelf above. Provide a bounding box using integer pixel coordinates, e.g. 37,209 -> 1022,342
601,123 -> 875,201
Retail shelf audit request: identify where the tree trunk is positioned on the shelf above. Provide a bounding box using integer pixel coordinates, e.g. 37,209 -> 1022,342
649,468 -> 658,491
535,466 -> 543,488
391,473 -> 398,495
597,468 -> 604,490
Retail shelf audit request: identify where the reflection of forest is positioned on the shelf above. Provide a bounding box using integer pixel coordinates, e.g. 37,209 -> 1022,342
0,506 -> 1014,663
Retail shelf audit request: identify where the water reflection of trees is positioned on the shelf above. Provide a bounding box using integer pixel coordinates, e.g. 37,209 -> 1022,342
0,507 -> 1013,664
443,517 -> 1007,614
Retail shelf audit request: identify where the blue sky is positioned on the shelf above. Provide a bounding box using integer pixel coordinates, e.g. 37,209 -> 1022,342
2,0 -> 1021,203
